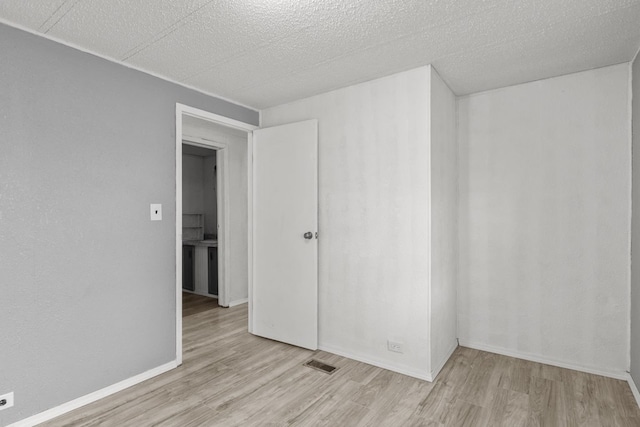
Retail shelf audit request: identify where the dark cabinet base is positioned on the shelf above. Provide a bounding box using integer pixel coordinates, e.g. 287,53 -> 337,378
182,245 -> 195,291
208,247 -> 218,296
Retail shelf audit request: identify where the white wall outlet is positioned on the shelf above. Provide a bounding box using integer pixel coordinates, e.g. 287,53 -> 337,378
387,340 -> 404,354
0,392 -> 14,411
150,204 -> 162,221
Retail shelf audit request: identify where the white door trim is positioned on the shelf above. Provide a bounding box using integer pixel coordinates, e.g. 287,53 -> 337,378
247,137 -> 254,333
175,103 -> 257,365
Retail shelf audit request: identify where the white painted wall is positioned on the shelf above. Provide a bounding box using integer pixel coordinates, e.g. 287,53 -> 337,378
458,64 -> 631,375
182,154 -> 204,215
631,51 -> 640,386
429,68 -> 458,377
262,67 -> 433,379
183,117 -> 249,304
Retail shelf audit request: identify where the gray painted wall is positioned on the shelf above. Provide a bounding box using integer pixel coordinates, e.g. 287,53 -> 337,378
632,53 -> 640,386
0,23 -> 257,425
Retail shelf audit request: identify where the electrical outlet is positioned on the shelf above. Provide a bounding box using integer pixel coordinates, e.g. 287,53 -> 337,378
150,204 -> 162,221
387,340 -> 404,354
0,392 -> 14,411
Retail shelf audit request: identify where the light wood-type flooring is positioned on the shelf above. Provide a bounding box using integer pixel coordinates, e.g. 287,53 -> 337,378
42,295 -> 640,426
182,292 -> 219,317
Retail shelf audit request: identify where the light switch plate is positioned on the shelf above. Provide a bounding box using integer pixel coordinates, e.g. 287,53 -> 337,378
150,204 -> 162,221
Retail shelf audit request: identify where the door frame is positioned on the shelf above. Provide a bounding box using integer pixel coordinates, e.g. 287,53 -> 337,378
175,103 -> 257,365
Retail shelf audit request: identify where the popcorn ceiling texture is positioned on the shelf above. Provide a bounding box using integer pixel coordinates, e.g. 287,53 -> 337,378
1,0 -> 639,108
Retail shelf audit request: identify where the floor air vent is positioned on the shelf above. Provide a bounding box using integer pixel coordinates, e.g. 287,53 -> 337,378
304,359 -> 338,375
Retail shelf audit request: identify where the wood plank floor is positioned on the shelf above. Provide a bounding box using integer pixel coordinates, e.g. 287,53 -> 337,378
41,300 -> 640,426
182,292 -> 219,317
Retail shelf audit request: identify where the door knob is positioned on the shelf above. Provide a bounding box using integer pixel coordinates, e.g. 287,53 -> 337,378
304,232 -> 313,239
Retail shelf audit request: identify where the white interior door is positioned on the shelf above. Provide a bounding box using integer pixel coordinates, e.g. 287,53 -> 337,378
251,119 -> 318,350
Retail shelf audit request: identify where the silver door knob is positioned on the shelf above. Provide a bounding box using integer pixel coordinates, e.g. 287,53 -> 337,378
303,232 -> 313,239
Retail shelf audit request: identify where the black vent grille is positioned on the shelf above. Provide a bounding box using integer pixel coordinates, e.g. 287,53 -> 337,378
304,359 -> 338,375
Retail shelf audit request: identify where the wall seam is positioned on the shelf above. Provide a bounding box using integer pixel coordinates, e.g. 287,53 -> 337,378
455,81 -> 461,344
631,45 -> 639,377
426,64 -> 433,375
629,60 -> 634,373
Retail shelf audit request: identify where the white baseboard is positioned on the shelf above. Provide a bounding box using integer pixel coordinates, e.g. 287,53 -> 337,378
628,373 -> 640,409
9,361 -> 178,427
319,343 -> 433,382
431,341 -> 458,380
228,298 -> 248,307
458,339 -> 627,380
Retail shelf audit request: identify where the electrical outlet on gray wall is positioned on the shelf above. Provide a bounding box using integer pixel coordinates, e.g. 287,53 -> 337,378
0,392 -> 14,411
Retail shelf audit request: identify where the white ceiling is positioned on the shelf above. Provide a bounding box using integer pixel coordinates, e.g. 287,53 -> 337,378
2,0 -> 640,109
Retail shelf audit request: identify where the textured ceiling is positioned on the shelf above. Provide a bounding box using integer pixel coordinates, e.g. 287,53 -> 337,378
1,0 -> 640,109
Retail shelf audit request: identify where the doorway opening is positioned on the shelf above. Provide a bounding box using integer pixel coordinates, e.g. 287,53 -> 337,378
175,104 -> 257,364
181,141 -> 220,306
